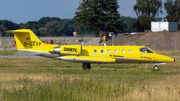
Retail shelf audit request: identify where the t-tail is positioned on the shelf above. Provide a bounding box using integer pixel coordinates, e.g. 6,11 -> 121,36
6,29 -> 59,56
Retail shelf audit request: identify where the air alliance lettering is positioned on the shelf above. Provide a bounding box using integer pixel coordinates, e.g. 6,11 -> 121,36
109,54 -> 124,57
64,47 -> 77,52
24,42 -> 42,46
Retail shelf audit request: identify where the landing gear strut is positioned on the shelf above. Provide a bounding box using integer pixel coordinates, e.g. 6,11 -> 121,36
82,63 -> 91,70
153,65 -> 159,70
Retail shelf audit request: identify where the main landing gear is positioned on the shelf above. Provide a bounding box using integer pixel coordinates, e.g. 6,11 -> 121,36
82,63 -> 160,70
153,65 -> 159,70
82,63 -> 91,70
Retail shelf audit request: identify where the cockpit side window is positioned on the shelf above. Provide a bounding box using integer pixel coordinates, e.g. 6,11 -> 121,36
140,47 -> 153,53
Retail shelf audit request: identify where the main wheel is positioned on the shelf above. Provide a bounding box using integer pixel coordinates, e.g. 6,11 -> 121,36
153,65 -> 159,70
82,63 -> 91,70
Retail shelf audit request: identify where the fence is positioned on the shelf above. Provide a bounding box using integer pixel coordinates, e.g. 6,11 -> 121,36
110,37 -> 180,51
0,36 -> 95,51
0,36 -> 180,51
39,36 -> 95,45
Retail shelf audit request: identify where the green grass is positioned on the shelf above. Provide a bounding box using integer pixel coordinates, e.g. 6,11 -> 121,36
171,51 -> 180,55
1,76 -> 134,101
0,70 -> 179,101
0,50 -> 179,100
156,50 -> 180,56
0,57 -> 178,70
0,50 -> 18,56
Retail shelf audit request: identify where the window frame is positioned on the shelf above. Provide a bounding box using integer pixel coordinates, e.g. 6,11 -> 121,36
114,49 -> 118,54
101,49 -> 104,54
140,47 -> 153,53
99,49 -> 107,54
108,49 -> 111,53
122,49 -> 125,53
94,50 -> 97,54
129,49 -> 132,53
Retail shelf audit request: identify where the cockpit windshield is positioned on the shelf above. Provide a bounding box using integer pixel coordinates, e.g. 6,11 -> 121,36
140,47 -> 153,53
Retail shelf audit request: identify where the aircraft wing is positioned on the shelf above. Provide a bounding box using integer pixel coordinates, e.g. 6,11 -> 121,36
56,55 -> 159,64
56,56 -> 116,63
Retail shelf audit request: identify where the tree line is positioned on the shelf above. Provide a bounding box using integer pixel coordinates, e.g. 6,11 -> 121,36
0,0 -> 179,37
0,17 -> 95,37
0,16 -> 137,37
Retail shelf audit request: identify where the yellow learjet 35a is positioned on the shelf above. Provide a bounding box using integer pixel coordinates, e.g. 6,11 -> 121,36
7,29 -> 175,70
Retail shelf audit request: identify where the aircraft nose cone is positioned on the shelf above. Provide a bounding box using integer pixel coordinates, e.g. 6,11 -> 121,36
155,54 -> 175,63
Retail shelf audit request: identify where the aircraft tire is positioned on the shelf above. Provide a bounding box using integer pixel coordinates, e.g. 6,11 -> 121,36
82,63 -> 91,70
153,65 -> 159,70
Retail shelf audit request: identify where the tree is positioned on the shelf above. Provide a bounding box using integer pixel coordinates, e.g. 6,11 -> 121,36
164,0 -> 180,26
0,31 -> 2,37
133,0 -> 162,31
119,16 -> 139,32
48,28 -> 56,36
38,17 -> 51,25
38,27 -> 47,36
74,0 -> 121,36
0,20 -> 20,36
136,16 -> 154,31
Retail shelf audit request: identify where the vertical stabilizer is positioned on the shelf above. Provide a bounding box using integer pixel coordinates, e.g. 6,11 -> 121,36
6,29 -> 59,52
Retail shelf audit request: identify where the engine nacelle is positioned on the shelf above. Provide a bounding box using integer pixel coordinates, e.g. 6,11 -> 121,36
53,45 -> 83,55
53,47 -> 60,54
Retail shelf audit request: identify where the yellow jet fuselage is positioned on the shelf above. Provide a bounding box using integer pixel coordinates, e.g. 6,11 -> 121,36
6,29 -> 175,70
55,45 -> 174,64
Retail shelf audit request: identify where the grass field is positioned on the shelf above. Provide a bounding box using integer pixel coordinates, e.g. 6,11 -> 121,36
0,57 -> 179,101
0,51 -> 179,100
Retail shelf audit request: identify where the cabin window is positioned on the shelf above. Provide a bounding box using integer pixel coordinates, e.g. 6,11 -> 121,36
114,49 -> 118,53
108,49 -> 111,53
122,49 -> 125,53
140,47 -> 153,53
101,49 -> 104,54
94,50 -> 97,53
129,49 -> 132,53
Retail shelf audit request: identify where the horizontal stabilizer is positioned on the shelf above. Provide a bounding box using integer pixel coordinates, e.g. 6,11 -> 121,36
6,30 -> 29,33
16,50 -> 45,56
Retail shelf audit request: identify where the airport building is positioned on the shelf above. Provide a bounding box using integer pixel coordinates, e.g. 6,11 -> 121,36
151,21 -> 178,32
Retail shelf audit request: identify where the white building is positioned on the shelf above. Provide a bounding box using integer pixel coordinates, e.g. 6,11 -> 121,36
151,21 -> 178,32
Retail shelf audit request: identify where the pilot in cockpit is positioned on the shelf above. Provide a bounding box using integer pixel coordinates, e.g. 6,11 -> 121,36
140,47 -> 153,53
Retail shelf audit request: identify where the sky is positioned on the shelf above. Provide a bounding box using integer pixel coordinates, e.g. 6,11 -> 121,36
0,0 -> 167,24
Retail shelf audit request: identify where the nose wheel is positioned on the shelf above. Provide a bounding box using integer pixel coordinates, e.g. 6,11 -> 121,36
153,65 -> 159,70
